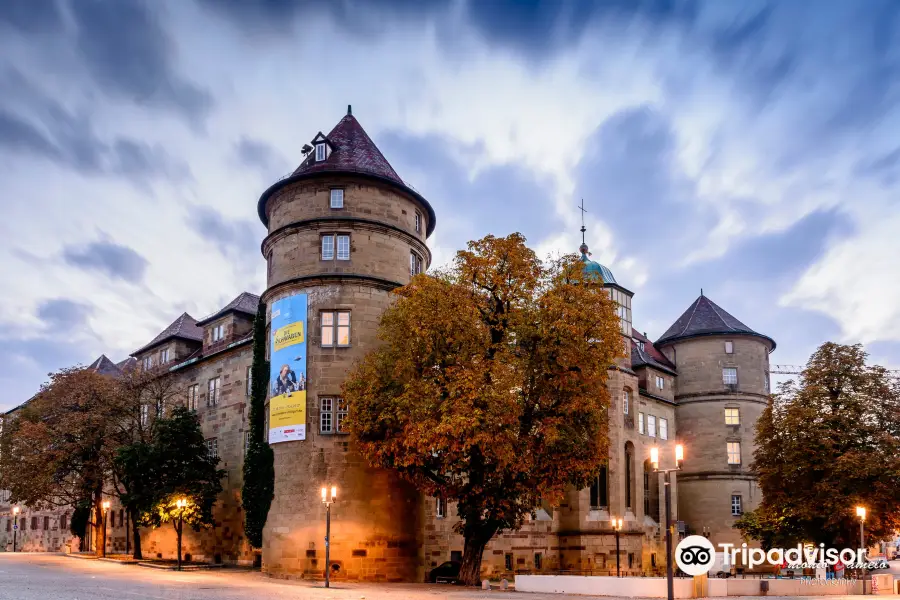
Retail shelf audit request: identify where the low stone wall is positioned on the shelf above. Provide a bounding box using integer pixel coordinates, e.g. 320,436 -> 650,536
517,574 -> 874,597
514,575 -> 694,598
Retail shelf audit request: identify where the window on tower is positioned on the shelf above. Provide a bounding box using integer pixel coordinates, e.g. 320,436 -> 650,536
330,188 -> 344,209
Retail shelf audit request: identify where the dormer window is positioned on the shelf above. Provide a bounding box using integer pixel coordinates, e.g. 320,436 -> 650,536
315,143 -> 326,162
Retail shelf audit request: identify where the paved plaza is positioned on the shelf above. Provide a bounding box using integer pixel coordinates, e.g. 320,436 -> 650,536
0,553 -> 879,600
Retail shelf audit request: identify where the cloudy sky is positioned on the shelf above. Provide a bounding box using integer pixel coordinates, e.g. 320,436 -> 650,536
1,0 -> 899,409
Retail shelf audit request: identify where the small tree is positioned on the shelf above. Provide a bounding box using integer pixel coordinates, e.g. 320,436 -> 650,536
737,342 -> 900,547
344,233 -> 622,585
242,302 -> 275,552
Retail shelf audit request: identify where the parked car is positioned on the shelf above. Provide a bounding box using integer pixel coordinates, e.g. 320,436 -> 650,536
429,561 -> 461,583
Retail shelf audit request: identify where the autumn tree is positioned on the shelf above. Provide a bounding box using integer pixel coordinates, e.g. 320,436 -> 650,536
736,342 -> 900,548
0,367 -> 121,555
343,233 -> 622,585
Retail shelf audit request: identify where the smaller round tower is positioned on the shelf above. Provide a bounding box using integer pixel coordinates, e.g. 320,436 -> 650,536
655,294 -> 775,548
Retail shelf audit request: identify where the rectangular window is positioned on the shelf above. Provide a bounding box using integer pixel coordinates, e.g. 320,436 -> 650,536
320,397 -> 333,434
60,514 -> 67,531
623,390 -> 629,415
208,377 -> 221,407
655,376 -> 664,390
43,516 -> 49,530
659,417 -> 668,440
336,397 -> 348,433
118,509 -> 124,528
648,415 -> 657,438
505,554 -> 513,571
415,212 -> 421,233
725,407 -> 740,425
321,311 -> 351,347
589,467 -> 608,508
315,143 -> 326,161
140,403 -> 149,427
5,520 -> 9,532
142,356 -> 154,370
731,494 -> 743,516
206,438 -> 219,459
321,234 -> 334,260
725,341 -> 734,354
246,366 -> 253,396
336,234 -> 350,260
330,188 -> 344,209
534,552 -> 542,570
727,442 -> 741,465
723,367 -> 738,385
436,496 -> 447,518
187,384 -> 198,411
110,511 -> 115,528
159,348 -> 169,364
212,324 -> 224,342
638,412 -> 645,435
31,516 -> 37,530
410,252 -> 422,276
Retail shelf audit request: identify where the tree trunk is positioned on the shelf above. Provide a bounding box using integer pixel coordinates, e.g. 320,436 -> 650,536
93,491 -> 104,557
131,514 -> 143,560
457,523 -> 499,586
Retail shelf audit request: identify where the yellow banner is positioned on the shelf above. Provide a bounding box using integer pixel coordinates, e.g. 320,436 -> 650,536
270,391 -> 306,428
273,321 -> 304,352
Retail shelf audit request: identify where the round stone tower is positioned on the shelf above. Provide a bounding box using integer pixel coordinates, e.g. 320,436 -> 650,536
654,294 -> 775,548
256,106 -> 435,581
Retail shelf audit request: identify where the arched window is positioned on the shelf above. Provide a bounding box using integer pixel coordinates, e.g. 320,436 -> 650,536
589,465 -> 609,509
643,459 -> 660,522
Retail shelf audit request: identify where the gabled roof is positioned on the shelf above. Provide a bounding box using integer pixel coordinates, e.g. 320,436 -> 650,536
655,294 -> 776,351
195,292 -> 260,327
116,357 -> 137,372
88,354 -> 123,377
257,106 -> 436,237
631,330 -> 677,375
131,312 -> 203,357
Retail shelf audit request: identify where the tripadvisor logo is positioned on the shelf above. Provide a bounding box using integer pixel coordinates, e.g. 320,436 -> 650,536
676,535 -> 716,575
675,536 -> 883,575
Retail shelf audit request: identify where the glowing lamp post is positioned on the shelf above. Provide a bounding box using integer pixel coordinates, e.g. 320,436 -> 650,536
652,444 -> 684,600
322,486 -> 337,588
101,500 -> 111,557
175,498 -> 188,571
12,506 -> 19,552
856,506 -> 867,594
612,517 -> 624,577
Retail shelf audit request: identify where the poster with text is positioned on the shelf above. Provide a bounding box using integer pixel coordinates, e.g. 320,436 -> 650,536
269,293 -> 308,443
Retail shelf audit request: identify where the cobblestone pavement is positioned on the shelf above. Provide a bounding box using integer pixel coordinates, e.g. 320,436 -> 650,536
0,553 -> 874,600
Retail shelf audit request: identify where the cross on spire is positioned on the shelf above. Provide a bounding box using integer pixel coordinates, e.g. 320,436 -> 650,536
578,199 -> 587,244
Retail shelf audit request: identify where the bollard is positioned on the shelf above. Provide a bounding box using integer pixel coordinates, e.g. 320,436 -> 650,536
760,580 -> 769,596
501,578 -> 509,590
482,579 -> 490,590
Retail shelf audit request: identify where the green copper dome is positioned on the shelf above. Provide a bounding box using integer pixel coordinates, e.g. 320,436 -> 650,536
579,243 -> 617,285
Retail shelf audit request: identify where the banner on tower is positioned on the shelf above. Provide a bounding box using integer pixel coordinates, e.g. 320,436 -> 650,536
268,293 -> 308,443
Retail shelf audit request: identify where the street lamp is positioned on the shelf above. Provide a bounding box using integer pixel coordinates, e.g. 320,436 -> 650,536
321,485 -> 337,588
856,506 -> 867,595
175,498 -> 188,571
611,517 -> 624,577
12,506 -> 19,552
101,500 -> 111,558
652,444 -> 684,600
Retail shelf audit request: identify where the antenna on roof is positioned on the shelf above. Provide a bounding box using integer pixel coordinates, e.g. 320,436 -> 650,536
347,104 -> 352,116
701,288 -> 704,296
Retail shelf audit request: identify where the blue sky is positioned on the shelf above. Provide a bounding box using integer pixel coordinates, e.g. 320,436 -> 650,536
1,0 -> 899,409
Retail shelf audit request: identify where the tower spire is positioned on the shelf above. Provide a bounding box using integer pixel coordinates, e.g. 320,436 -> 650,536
578,199 -> 587,245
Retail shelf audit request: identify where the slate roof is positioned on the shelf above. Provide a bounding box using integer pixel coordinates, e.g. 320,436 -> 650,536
196,292 -> 260,327
292,113 -> 403,184
131,312 -> 203,356
116,357 -> 137,372
256,107 -> 437,237
631,330 -> 677,374
88,354 -> 124,377
655,294 -> 776,350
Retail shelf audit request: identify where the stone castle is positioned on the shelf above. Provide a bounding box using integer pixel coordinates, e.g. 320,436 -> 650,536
0,108 -> 775,580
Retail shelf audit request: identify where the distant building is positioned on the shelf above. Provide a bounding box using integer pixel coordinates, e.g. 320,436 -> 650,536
1,108 -> 774,579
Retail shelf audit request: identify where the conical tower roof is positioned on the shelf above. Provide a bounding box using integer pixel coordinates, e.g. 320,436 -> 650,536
655,294 -> 775,350
257,106 -> 436,236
